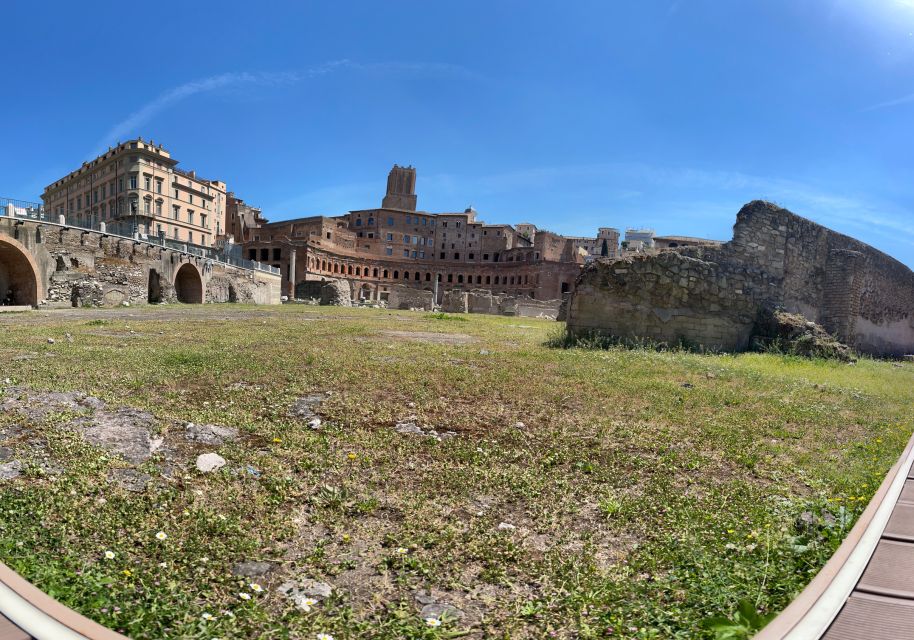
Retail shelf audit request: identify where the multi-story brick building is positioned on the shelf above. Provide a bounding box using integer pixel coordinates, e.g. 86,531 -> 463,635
42,138 -> 227,248
242,165 -> 588,302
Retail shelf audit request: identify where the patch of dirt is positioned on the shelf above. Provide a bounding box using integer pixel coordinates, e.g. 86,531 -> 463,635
380,330 -> 476,345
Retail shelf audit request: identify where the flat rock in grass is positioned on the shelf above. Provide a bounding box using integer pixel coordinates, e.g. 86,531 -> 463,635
420,602 -> 465,621
0,447 -> 13,462
196,453 -> 226,473
395,421 -> 425,436
185,423 -> 238,445
288,394 -> 326,420
231,561 -> 275,578
0,460 -> 22,480
278,578 -> 333,602
108,468 -> 151,492
77,408 -> 162,465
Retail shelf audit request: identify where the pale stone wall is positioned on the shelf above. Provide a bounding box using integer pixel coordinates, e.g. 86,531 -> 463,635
567,201 -> 914,356
0,218 -> 281,307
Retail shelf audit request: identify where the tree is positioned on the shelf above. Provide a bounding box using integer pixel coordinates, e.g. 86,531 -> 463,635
600,238 -> 609,257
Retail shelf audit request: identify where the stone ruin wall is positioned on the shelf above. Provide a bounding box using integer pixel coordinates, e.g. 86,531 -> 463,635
443,289 -> 564,319
566,201 -> 914,356
387,285 -> 435,311
1,218 -> 281,308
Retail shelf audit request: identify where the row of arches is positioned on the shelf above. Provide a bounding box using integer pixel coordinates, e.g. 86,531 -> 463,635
305,255 -> 539,289
0,233 -> 206,308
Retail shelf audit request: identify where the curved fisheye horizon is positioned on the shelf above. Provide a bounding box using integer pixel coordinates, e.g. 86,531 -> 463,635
1,2 -> 913,640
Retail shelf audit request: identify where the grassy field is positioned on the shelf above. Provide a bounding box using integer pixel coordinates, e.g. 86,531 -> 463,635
0,304 -> 911,640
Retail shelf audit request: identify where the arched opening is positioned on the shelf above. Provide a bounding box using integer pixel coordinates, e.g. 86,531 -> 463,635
228,283 -> 238,303
174,263 -> 203,304
148,269 -> 162,304
0,237 -> 40,307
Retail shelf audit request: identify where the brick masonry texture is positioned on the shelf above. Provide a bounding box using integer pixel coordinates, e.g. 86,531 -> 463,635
566,201 -> 914,357
0,218 -> 281,307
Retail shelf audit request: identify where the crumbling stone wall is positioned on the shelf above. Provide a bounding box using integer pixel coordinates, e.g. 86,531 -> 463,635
319,279 -> 352,306
443,288 -> 563,319
566,201 -> 914,356
388,285 -> 434,310
0,218 -> 281,307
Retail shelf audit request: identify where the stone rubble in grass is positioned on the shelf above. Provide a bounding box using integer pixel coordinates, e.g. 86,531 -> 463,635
0,460 -> 22,481
185,422 -> 238,445
278,578 -> 334,608
420,602 -> 465,621
108,468 -> 152,492
231,561 -> 275,578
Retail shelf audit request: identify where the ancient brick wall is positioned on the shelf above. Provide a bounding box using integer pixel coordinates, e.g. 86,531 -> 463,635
567,201 -> 914,356
388,285 -> 434,310
0,218 -> 281,308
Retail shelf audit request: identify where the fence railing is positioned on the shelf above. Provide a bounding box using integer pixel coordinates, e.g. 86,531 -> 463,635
0,197 -> 279,276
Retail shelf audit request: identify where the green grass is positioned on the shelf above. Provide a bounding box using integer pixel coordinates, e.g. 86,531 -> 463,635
0,304 -> 912,639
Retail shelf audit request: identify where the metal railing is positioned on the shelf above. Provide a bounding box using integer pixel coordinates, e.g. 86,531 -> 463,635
0,197 -> 279,276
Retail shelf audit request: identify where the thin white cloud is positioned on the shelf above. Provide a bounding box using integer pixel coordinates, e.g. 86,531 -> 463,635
862,92 -> 914,111
93,60 -> 478,155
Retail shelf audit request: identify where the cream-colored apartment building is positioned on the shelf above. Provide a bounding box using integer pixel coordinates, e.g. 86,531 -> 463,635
41,138 -> 226,247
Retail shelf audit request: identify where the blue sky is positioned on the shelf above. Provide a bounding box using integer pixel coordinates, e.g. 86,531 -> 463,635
2,0 -> 914,266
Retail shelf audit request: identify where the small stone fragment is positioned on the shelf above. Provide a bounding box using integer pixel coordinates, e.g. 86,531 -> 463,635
231,561 -> 275,578
420,603 -> 465,621
185,423 -> 238,445
196,453 -> 227,473
0,460 -> 22,480
498,522 -> 516,531
307,417 -> 322,430
47,338 -> 55,344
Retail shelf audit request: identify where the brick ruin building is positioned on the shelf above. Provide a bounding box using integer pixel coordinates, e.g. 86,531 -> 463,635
241,166 -> 586,305
566,200 -> 914,357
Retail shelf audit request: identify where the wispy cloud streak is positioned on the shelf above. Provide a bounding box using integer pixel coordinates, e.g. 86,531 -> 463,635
93,60 -> 477,155
862,92 -> 914,111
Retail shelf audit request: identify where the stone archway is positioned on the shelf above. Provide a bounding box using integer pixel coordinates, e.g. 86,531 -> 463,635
174,263 -> 203,304
0,237 -> 40,307
148,269 -> 162,304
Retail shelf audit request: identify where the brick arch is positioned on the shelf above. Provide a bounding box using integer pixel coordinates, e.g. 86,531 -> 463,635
0,234 -> 43,307
174,262 -> 204,304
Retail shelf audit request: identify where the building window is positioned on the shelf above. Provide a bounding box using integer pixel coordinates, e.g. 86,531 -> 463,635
260,248 -> 269,261
355,218 -> 362,226
326,232 -> 331,239
403,249 -> 409,257
155,201 -> 162,215
486,275 -> 491,284
440,252 -> 445,259
248,249 -> 257,260
454,253 -> 460,260
144,176 -> 151,191
173,206 -> 179,220
201,213 -> 207,228
129,175 -> 137,189
404,235 -> 411,243
368,217 -> 374,225
156,179 -> 163,194
387,216 -> 394,226
385,247 -> 393,256
273,248 -> 281,261
404,271 -> 409,279
468,253 -> 474,260
447,274 -> 453,283
458,274 -> 464,284
386,233 -> 393,241
188,231 -> 194,244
